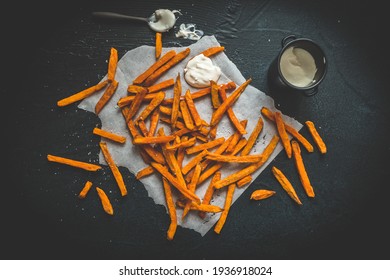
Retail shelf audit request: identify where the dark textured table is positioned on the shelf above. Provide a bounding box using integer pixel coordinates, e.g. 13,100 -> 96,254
4,0 -> 389,260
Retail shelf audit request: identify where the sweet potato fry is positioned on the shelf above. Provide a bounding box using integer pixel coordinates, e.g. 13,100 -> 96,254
99,142 -> 127,196
200,136 -> 233,171
166,137 -> 196,150
137,120 -> 149,136
176,136 -> 188,168
107,47 -> 118,82
291,140 -> 315,197
95,79 -> 119,114
250,189 -> 276,200
218,85 -> 247,135
162,81 -> 237,104
162,177 -> 177,241
133,135 -> 175,145
210,78 -> 252,127
151,162 -> 200,204
171,73 -> 182,128
93,127 -> 126,144
133,49 -> 176,85
136,91 -> 165,122
231,138 -> 248,155
205,152 -> 263,163
143,48 -> 191,86
78,181 -> 93,199
57,80 -> 108,107
180,100 -> 195,130
210,80 -> 221,108
272,166 -> 302,205
176,200 -> 223,213
147,79 -> 174,93
182,163 -> 202,220
126,86 -> 148,120
182,149 -> 209,175
186,137 -> 225,155
275,111 -> 292,158
212,135 -> 280,189
148,107 -> 160,136
201,46 -> 225,57
261,107 -> 314,153
47,154 -> 101,171
136,166 -> 154,180
184,89 -> 202,127
214,183 -> 236,234
226,120 -> 247,153
237,175 -> 252,188
96,187 -> 114,215
209,125 -> 217,139
199,171 -> 221,219
241,116 -> 264,156
155,32 -> 162,59
305,120 -> 327,154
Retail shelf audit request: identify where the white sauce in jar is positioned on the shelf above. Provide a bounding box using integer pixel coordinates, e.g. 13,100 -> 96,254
279,47 -> 317,87
148,9 -> 179,32
184,54 -> 221,88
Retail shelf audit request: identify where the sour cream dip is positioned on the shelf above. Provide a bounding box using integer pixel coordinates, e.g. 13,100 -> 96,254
184,54 -> 222,88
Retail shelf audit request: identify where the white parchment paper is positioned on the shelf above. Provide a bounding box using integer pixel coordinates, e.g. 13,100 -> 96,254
78,35 -> 302,236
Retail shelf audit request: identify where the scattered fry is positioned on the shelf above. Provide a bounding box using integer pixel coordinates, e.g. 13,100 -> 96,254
126,86 -> 148,120
210,80 -> 221,108
274,111 -> 292,158
182,163 -> 202,219
305,120 -> 327,154
201,46 -> 225,57
96,187 -> 114,215
261,107 -> 314,153
47,154 -> 101,171
210,78 -> 252,127
218,85 -> 246,134
205,152 -> 263,163
147,79 -> 174,93
162,177 -> 177,241
132,49 -> 176,85
107,47 -> 118,82
186,137 -> 225,155
99,141 -> 128,196
95,79 -> 119,114
241,116 -> 264,156
250,189 -> 276,200
57,80 -> 109,107
143,48 -> 191,86
93,127 -> 126,144
78,181 -> 93,199
136,166 -> 154,180
213,135 -> 280,189
155,32 -> 162,59
180,100 -> 195,130
184,89 -> 202,127
133,135 -> 175,145
272,166 -> 302,205
291,140 -> 315,197
199,171 -> 221,219
171,73 -> 182,127
214,183 -> 236,234
136,91 -> 165,122
237,175 -> 252,188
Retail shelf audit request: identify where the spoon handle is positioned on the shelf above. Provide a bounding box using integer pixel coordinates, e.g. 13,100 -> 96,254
92,12 -> 148,23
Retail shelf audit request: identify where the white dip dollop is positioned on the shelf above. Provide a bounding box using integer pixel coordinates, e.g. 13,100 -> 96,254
175,23 -> 204,40
279,47 -> 317,87
184,54 -> 222,88
148,9 -> 178,32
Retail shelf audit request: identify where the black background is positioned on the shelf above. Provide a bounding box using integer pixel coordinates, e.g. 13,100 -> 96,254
3,0 -> 389,260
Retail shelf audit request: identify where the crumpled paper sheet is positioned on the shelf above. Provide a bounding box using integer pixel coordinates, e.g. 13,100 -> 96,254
78,35 -> 302,236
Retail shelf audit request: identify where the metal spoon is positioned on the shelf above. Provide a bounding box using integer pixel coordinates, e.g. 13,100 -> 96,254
92,11 -> 155,24
92,10 -> 177,32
